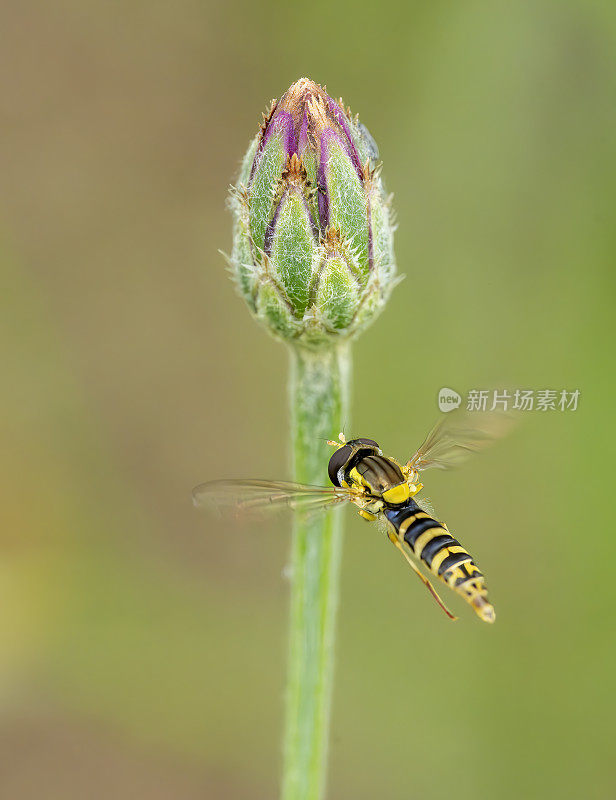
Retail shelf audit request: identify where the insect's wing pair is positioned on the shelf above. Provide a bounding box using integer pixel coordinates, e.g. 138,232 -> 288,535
192,410 -> 514,515
192,479 -> 350,516
408,409 -> 516,472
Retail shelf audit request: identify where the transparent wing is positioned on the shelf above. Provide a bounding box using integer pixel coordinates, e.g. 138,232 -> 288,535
408,409 -> 516,472
192,479 -> 351,516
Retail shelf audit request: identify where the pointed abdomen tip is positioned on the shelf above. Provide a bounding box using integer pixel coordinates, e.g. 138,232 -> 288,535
472,597 -> 496,623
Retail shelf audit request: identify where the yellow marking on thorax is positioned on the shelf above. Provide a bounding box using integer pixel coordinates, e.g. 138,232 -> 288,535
347,466 -> 369,492
382,482 -> 410,505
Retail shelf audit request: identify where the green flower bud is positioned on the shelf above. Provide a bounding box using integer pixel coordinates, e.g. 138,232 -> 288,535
228,77 -> 397,347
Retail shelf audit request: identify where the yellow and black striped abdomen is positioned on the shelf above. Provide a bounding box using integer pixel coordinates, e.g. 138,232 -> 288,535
384,500 -> 495,622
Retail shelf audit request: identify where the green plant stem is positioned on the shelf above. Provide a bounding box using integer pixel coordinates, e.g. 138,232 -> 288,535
282,343 -> 351,800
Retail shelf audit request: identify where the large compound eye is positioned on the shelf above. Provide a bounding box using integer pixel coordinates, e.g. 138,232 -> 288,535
328,444 -> 353,487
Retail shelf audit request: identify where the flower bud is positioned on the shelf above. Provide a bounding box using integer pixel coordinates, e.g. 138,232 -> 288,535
228,78 -> 397,346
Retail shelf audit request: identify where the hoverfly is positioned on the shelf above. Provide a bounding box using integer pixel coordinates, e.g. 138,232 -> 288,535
193,411 -> 513,623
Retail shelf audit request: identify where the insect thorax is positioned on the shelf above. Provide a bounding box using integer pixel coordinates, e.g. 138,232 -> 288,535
328,439 -> 411,507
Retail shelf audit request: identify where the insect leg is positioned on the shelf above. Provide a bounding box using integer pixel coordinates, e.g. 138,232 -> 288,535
387,531 -> 457,621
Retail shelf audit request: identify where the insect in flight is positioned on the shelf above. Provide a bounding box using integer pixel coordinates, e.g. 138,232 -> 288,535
193,412 -> 513,623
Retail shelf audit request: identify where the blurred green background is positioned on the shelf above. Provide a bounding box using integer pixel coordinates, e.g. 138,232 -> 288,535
1,0 -> 615,797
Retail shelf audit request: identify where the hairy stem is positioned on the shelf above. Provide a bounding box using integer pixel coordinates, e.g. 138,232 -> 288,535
282,344 -> 351,800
